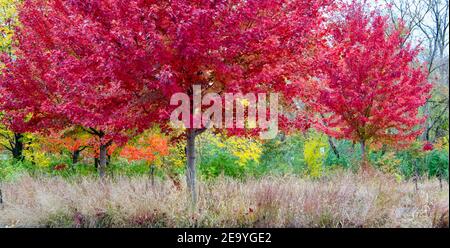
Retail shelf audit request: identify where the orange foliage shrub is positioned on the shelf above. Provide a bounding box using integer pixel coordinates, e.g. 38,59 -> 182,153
120,134 -> 169,165
41,132 -> 92,154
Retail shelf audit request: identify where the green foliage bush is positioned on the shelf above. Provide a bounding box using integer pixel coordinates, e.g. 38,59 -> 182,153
426,149 -> 449,180
0,160 -> 29,181
258,133 -> 306,176
324,140 -> 360,171
197,133 -> 261,179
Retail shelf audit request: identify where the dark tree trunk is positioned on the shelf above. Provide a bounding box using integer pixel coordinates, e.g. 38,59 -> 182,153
98,144 -> 108,178
149,164 -> 155,187
30,153 -> 36,166
424,127 -> 431,142
94,158 -> 99,169
414,160 -> 419,192
72,150 -> 81,165
186,129 -> 198,205
422,102 -> 431,142
327,136 -> 340,159
319,115 -> 340,159
381,144 -> 387,156
12,133 -> 24,161
85,129 -> 110,178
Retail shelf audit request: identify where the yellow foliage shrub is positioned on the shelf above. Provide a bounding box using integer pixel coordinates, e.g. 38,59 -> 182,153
303,133 -> 327,178
374,152 -> 402,178
22,134 -> 51,168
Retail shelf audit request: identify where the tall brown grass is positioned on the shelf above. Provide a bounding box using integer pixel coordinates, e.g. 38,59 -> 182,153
0,172 -> 448,228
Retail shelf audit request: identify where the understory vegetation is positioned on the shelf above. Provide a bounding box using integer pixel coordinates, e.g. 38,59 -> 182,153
0,132 -> 448,228
1,132 -> 448,183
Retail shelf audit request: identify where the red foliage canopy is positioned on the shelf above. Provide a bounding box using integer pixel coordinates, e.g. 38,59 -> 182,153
1,0 -> 171,143
0,0 -> 332,141
313,3 -> 431,147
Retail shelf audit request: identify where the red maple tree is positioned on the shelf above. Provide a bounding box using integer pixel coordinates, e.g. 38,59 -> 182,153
313,2 -> 431,163
146,0 -> 332,202
1,0 -> 171,176
1,0 -> 332,201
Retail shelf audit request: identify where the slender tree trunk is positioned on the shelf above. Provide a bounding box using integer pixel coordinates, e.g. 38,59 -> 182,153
414,160 -> 419,192
381,144 -> 387,156
327,136 -> 340,159
186,129 -> 198,205
319,114 -> 340,159
94,158 -> 99,169
12,133 -> 24,161
423,103 -> 431,142
360,140 -> 369,171
0,187 -> 3,207
72,150 -> 81,165
149,164 -> 155,187
360,140 -> 366,160
30,152 -> 36,166
98,144 -> 108,178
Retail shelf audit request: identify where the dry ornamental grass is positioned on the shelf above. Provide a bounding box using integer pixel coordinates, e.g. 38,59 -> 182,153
0,172 -> 448,228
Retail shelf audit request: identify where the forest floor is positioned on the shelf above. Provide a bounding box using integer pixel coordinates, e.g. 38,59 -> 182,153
0,172 -> 448,228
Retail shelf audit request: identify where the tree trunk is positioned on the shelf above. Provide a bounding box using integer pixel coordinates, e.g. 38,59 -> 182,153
327,136 -> 340,159
12,133 -> 24,161
186,129 -> 198,205
319,114 -> 340,159
72,150 -> 81,165
422,103 -> 431,142
149,164 -> 155,187
414,160 -> 419,192
360,140 -> 365,160
360,140 -> 369,171
94,158 -> 99,169
98,144 -> 108,178
381,144 -> 387,156
30,153 -> 36,166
